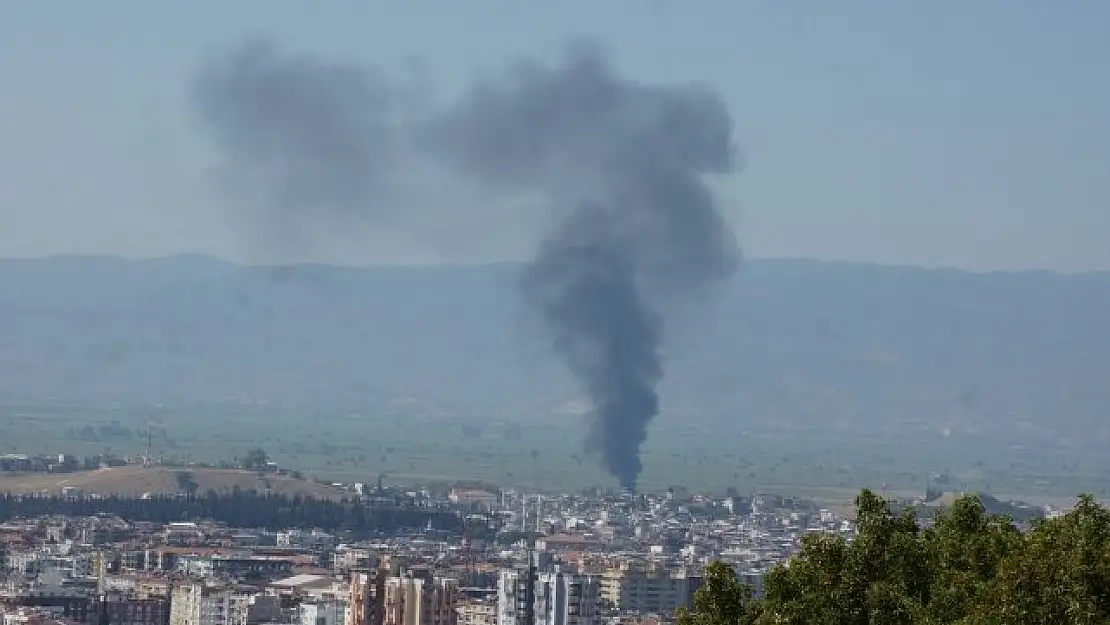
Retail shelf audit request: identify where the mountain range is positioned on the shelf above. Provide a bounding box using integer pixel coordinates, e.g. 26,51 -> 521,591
1,254 -> 1107,445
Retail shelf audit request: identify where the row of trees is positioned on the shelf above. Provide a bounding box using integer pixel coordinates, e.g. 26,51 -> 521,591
678,489 -> 1110,624
0,490 -> 462,535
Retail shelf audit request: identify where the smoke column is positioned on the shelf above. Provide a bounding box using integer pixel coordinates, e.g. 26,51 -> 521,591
194,39 -> 740,490
194,40 -> 422,246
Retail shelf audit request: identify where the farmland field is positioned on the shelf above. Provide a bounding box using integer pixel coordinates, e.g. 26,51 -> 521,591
2,401 -> 1106,508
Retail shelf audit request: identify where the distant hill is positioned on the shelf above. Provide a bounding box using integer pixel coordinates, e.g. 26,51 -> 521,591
1,254 -> 1107,445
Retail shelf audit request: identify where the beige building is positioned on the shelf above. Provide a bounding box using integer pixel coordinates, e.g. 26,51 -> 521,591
169,583 -> 280,625
383,574 -> 457,625
348,570 -> 457,625
456,600 -> 496,625
599,562 -> 701,615
134,578 -> 172,600
348,571 -> 385,625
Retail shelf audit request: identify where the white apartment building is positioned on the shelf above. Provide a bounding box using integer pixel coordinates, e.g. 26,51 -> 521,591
496,570 -> 520,625
497,567 -> 599,625
301,600 -> 349,625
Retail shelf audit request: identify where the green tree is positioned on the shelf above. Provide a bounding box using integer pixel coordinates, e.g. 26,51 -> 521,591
677,561 -> 754,625
681,489 -> 1110,625
757,489 -> 930,624
967,494 -> 1110,624
241,448 -> 270,470
920,495 -> 1021,623
174,471 -> 199,494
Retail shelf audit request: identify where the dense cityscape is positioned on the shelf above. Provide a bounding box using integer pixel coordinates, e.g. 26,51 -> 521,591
0,467 -> 861,625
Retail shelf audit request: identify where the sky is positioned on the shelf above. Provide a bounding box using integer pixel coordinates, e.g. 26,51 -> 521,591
1,2 -> 1108,271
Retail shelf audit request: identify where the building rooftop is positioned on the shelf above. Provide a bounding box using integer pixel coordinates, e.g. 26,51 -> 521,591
270,574 -> 330,588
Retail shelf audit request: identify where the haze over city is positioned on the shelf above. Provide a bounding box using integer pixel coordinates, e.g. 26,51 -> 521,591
2,1 -> 1109,271
3,4 -> 1110,621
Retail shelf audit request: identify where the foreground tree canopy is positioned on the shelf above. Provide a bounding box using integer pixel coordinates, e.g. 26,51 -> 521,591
677,489 -> 1110,625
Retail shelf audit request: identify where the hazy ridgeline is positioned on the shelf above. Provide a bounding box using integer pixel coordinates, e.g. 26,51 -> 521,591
1,255 -> 1107,499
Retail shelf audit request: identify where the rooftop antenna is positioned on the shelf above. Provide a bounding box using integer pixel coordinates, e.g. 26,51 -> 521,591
145,422 -> 153,468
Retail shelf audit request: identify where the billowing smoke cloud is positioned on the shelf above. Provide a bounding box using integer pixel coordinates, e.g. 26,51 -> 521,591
425,42 -> 739,489
194,40 -> 424,246
193,39 -> 740,490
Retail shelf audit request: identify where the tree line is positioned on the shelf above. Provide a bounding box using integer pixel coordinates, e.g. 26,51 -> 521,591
0,489 -> 462,535
678,489 -> 1110,625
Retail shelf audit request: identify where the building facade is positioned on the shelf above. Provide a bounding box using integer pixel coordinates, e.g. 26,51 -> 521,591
382,574 -> 457,625
455,600 -> 496,625
598,562 -> 701,615
497,567 -> 599,625
169,584 -> 279,625
300,600 -> 349,625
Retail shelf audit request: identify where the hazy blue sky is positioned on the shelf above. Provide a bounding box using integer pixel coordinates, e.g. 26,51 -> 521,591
1,2 -> 1107,271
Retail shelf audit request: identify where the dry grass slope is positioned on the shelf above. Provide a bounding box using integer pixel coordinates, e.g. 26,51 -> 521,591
0,466 -> 344,499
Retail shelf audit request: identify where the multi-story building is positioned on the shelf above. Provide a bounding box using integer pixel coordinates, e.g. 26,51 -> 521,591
300,600 -> 349,625
85,596 -> 171,625
534,568 -> 599,625
382,572 -> 457,625
6,589 -> 168,625
455,600 -> 496,625
334,548 -> 379,573
599,562 -> 701,615
347,570 -> 456,625
495,570 -> 521,625
169,584 -> 219,625
497,567 -> 599,625
4,551 -> 43,575
347,571 -> 385,625
169,584 -> 279,625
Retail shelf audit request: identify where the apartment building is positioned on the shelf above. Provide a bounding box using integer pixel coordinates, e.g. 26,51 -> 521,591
346,570 -> 456,625
300,600 -> 349,625
497,567 -> 599,625
455,600 -> 496,625
348,571 -> 385,625
382,573 -> 457,625
534,568 -> 599,625
598,562 -> 701,615
169,584 -> 279,625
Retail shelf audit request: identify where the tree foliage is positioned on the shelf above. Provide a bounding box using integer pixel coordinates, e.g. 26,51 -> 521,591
677,561 -> 756,625
0,490 -> 462,536
681,490 -> 1110,625
241,447 -> 270,470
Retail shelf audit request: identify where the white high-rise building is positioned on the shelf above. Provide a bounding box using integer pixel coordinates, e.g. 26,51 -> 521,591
496,570 -> 522,625
497,567 -> 599,625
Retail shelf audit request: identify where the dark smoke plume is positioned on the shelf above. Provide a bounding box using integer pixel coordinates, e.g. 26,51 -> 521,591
194,39 -> 740,490
425,43 -> 739,489
193,40 -> 421,246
